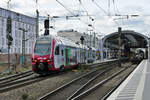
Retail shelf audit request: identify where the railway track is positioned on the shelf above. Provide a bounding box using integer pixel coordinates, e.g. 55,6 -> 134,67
0,70 -> 33,85
101,64 -> 138,100
0,70 -> 69,93
38,62 -> 119,100
0,60 -> 118,94
0,64 -> 94,93
0,70 -> 39,93
0,70 -> 33,82
71,64 -> 137,100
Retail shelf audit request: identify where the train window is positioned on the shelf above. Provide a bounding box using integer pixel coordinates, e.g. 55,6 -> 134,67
55,46 -> 59,55
61,50 -> 64,56
34,39 -> 51,56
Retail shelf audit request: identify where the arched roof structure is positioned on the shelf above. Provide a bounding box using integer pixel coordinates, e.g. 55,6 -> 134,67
102,30 -> 148,49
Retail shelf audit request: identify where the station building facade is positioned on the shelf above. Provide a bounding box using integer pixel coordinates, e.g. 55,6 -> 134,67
57,29 -> 100,50
0,7 -> 36,54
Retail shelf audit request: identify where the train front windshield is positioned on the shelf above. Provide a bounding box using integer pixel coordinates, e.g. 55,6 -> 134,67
34,38 -> 51,56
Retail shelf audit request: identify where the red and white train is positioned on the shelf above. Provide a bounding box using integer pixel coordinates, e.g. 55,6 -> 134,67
31,35 -> 97,74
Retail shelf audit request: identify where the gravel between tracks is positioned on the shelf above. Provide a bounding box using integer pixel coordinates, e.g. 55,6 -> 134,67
0,66 -> 100,100
0,62 -> 128,100
80,64 -> 137,100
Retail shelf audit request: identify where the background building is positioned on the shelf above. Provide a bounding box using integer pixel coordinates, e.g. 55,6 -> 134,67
0,7 -> 36,54
57,29 -> 100,49
57,29 -> 82,43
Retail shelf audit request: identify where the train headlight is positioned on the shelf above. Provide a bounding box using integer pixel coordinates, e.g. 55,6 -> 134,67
47,59 -> 52,62
43,58 -> 47,60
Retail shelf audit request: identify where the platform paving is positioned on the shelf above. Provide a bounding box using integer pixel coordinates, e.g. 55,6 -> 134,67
107,60 -> 150,100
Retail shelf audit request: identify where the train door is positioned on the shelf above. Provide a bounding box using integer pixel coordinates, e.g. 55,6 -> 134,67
75,49 -> 78,64
85,50 -> 88,63
65,48 -> 69,67
65,48 -> 73,67
76,48 -> 80,64
71,48 -> 77,65
80,48 -> 82,63
54,45 -> 61,69
60,46 -> 64,67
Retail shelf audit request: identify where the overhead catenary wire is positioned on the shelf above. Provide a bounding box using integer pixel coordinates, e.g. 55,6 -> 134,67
78,0 -> 92,18
92,0 -> 108,16
112,0 -> 120,15
55,0 -> 94,28
108,0 -> 110,16
56,0 -> 75,17
77,0 -> 90,26
77,0 -> 95,30
91,0 -> 119,26
112,0 -> 126,27
34,0 -> 147,35
34,0 -> 120,33
33,0 -> 57,29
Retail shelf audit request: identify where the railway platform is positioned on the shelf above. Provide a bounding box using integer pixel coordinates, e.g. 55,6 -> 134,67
107,59 -> 150,100
83,59 -> 118,66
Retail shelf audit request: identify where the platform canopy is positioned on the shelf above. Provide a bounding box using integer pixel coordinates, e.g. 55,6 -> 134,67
102,30 -> 148,49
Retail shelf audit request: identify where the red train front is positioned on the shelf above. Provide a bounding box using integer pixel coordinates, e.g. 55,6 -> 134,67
31,36 -> 55,74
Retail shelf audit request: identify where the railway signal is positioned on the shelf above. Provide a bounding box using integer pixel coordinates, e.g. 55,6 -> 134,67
44,30 -> 49,35
80,36 -> 84,63
44,19 -> 49,29
6,16 -> 13,73
6,16 -> 13,46
44,19 -> 50,35
80,36 -> 84,44
6,34 -> 13,45
7,16 -> 12,33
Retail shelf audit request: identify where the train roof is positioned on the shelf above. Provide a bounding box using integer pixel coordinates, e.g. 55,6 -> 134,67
37,35 -> 96,50
55,36 -> 80,48
55,36 -> 94,50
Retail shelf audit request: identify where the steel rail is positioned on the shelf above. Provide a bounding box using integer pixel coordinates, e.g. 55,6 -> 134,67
0,70 -> 32,81
67,67 -> 113,100
71,64 -> 132,100
0,75 -> 41,93
101,64 -> 137,100
0,71 -> 33,85
38,63 -> 114,100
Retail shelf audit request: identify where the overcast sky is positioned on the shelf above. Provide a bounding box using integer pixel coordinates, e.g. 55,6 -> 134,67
0,0 -> 150,37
